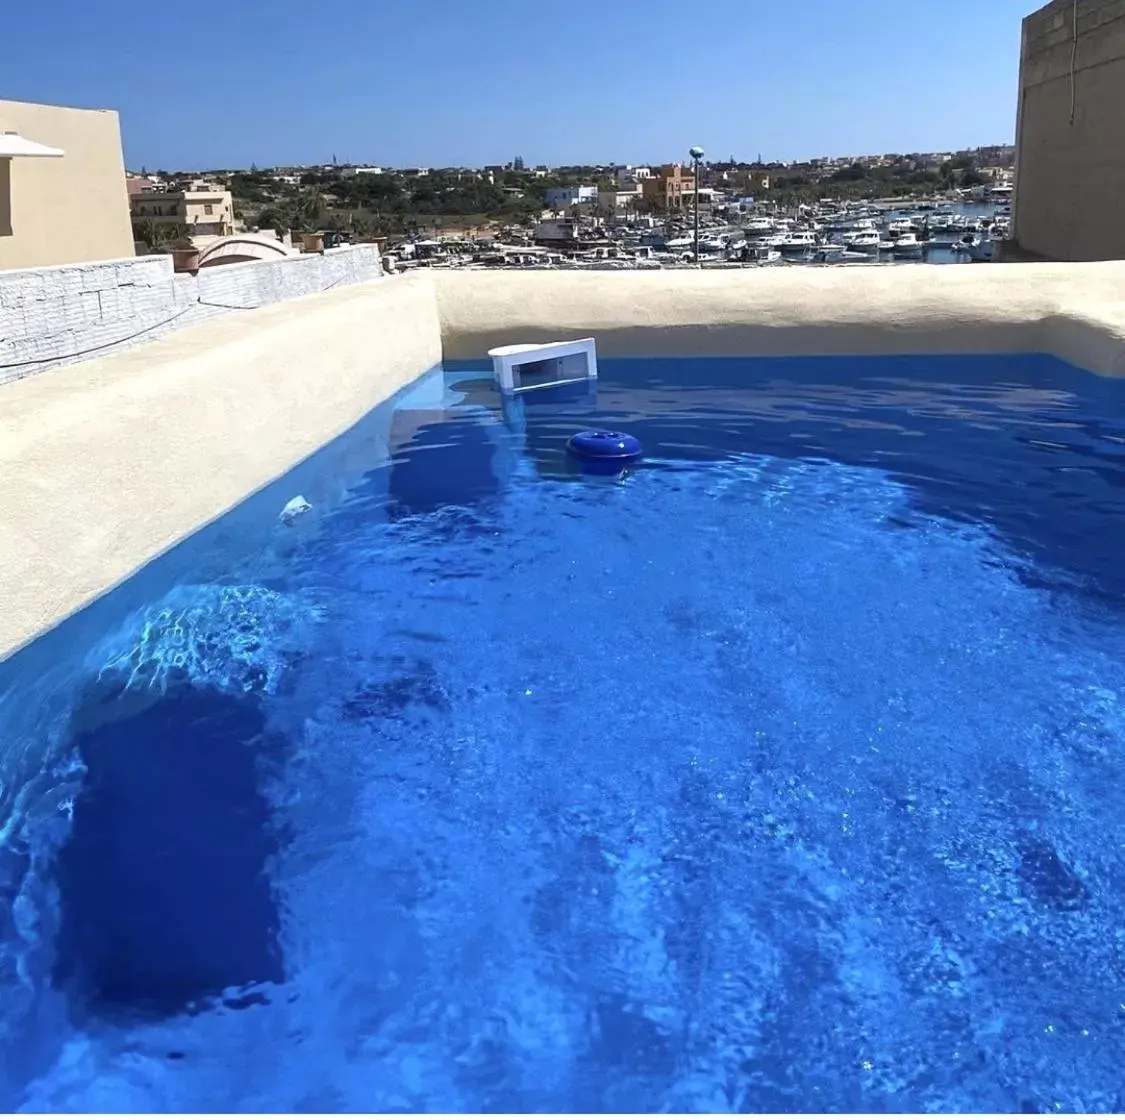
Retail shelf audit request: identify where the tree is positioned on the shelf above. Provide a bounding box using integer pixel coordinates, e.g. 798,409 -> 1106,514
132,219 -> 192,252
350,214 -> 377,239
829,162 -> 867,183
229,172 -> 273,205
292,189 -> 326,232
254,207 -> 291,232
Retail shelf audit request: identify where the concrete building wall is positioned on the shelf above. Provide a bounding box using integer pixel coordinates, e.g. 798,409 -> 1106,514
0,99 -> 134,270
1014,0 -> 1125,260
0,244 -> 383,384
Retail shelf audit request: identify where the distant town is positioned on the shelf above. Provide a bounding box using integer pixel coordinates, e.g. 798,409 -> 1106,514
126,145 -> 1016,256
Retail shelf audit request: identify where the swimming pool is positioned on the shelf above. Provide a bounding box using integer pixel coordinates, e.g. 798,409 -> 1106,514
2,353 -> 1125,1111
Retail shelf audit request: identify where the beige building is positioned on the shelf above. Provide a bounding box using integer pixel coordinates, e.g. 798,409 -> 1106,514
1013,0 -> 1125,260
597,186 -> 643,218
0,98 -> 133,271
641,164 -> 691,210
721,169 -> 771,192
130,183 -> 235,240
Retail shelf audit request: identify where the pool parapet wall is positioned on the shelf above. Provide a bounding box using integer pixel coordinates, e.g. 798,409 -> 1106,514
435,265 -> 1125,376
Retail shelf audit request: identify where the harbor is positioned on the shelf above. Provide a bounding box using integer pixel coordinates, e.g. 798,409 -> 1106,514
385,198 -> 1011,271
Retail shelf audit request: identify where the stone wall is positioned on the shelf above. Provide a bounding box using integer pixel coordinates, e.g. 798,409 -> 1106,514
1014,0 -> 1125,260
0,244 -> 383,384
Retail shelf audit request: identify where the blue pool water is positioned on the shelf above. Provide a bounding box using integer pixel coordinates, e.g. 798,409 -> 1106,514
2,354 -> 1125,1111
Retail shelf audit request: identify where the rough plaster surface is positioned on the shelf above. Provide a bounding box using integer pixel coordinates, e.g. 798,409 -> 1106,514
0,245 -> 382,384
4,262 -> 1125,657
434,267 -> 1125,375
1014,0 -> 1125,260
0,273 -> 440,658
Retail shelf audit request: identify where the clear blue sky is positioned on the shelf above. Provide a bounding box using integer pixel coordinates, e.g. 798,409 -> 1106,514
4,0 -> 1032,170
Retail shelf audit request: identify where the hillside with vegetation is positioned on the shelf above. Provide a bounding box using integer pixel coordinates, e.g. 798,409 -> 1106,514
198,146 -> 1012,238
765,153 -> 999,205
227,167 -> 570,237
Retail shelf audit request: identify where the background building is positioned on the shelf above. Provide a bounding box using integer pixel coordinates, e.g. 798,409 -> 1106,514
616,166 -> 652,185
597,186 -> 643,219
642,165 -> 691,210
722,169 -> 771,192
130,183 -> 235,243
1013,0 -> 1125,260
545,185 -> 598,208
0,98 -> 133,270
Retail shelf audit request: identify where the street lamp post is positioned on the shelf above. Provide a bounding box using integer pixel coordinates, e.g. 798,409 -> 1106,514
689,146 -> 705,265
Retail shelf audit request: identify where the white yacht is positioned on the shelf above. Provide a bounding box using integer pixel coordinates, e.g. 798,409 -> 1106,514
844,229 -> 882,253
888,218 -> 918,236
743,216 -> 775,234
780,230 -> 818,251
970,235 -> 995,262
953,232 -> 995,262
892,232 -> 924,256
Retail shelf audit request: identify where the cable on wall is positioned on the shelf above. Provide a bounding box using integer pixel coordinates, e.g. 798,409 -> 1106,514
0,272 -> 358,372
1069,0 -> 1079,126
0,303 -> 198,372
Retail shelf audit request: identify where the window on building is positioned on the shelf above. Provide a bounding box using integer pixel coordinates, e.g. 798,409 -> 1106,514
204,203 -> 214,214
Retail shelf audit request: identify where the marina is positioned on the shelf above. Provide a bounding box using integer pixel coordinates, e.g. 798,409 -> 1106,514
386,200 -> 1010,271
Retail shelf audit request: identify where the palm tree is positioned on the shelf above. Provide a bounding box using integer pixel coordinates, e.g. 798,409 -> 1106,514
132,218 -> 191,252
293,189 -> 326,232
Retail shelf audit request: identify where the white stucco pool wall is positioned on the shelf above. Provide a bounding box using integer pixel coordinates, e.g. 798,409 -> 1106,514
3,263 -> 1125,659
435,265 -> 1125,373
